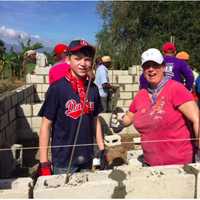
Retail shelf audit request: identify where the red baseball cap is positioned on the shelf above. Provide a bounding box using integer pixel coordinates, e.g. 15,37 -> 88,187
53,43 -> 69,56
69,40 -> 95,57
162,42 -> 176,53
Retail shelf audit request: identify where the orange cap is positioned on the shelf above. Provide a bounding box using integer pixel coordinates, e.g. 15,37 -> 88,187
176,51 -> 190,60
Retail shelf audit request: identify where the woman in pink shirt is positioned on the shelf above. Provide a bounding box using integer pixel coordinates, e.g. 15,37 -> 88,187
49,43 -> 70,85
110,48 -> 199,166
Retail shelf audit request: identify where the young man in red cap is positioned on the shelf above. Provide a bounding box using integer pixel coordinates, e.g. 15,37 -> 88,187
49,43 -> 95,85
48,43 -> 70,85
38,39 -> 106,176
140,42 -> 194,91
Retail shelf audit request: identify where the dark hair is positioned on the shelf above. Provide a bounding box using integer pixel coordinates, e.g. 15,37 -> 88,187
95,57 -> 102,65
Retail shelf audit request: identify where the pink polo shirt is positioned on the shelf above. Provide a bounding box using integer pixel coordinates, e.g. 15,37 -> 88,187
130,80 -> 194,166
48,62 -> 70,85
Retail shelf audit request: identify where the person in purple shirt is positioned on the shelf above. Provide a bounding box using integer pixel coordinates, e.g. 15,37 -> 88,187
139,42 -> 194,91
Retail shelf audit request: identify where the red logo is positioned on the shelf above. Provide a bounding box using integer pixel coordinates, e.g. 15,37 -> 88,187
65,99 -> 94,119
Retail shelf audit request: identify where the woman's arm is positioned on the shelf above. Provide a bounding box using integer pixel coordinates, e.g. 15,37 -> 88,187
178,101 -> 199,147
122,111 -> 134,127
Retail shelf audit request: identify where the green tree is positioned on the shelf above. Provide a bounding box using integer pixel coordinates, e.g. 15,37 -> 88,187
96,1 -> 200,71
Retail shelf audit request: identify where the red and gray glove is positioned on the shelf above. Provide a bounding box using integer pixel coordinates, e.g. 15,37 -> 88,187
37,161 -> 52,176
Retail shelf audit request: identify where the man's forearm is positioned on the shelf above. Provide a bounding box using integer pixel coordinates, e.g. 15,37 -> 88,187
95,117 -> 105,150
39,117 -> 51,163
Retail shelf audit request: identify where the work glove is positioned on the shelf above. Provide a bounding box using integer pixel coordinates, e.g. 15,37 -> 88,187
110,107 -> 125,133
37,161 -> 52,176
98,150 -> 108,170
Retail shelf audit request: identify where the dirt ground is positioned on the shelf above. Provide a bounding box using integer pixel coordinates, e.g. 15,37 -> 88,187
0,79 -> 25,96
106,133 -> 140,168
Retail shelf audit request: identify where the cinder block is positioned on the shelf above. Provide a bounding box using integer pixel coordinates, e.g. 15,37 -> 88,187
125,84 -> 139,92
11,93 -> 18,107
119,92 -> 132,99
36,93 -> 45,101
127,149 -> 143,161
118,75 -> 133,84
123,100 -> 132,107
0,129 -> 6,147
184,163 -> 200,198
104,135 -> 121,147
31,116 -> 42,128
29,75 -> 44,84
34,171 -> 117,198
128,66 -> 137,75
32,103 -> 43,116
45,75 -> 49,84
34,66 -> 51,75
108,70 -> 128,76
5,123 -> 17,146
16,117 -> 32,129
36,84 -> 42,93
134,75 -> 140,83
9,108 -> 16,122
0,177 -> 33,198
17,104 -> 32,117
0,113 -> 9,130
25,73 -> 31,84
16,90 -> 24,103
108,74 -> 118,84
124,166 -> 195,198
3,96 -> 12,111
116,100 -> 124,107
42,84 -> 49,93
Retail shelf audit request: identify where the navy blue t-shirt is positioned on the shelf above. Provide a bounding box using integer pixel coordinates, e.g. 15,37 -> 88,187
38,77 -> 103,168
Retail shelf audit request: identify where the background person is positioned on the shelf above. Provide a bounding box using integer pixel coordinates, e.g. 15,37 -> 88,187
110,48 -> 199,166
94,56 -> 115,112
140,42 -> 194,91
24,49 -> 48,74
48,43 -> 70,85
38,39 -> 107,176
176,51 -> 198,102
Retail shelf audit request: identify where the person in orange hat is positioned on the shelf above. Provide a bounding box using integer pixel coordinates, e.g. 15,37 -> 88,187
176,51 -> 190,61
176,51 -> 199,103
48,43 -> 70,85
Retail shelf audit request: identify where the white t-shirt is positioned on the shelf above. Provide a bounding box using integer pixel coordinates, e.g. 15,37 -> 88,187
94,64 -> 109,97
36,52 -> 48,67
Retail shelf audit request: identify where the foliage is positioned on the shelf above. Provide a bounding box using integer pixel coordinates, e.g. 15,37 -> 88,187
0,38 -> 44,79
96,1 -> 200,71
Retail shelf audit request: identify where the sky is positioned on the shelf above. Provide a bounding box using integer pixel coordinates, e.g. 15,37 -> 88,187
0,1 -> 103,48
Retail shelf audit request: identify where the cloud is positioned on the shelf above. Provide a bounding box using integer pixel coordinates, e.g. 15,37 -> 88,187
0,25 -> 51,47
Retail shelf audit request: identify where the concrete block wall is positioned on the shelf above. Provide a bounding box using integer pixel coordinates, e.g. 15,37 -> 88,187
26,66 -> 51,102
0,84 -> 35,178
16,103 -> 43,140
33,163 -> 197,198
0,85 -> 35,147
26,65 -> 142,108
0,177 -> 33,198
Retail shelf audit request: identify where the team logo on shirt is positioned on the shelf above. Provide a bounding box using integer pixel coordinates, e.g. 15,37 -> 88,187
65,99 -> 94,119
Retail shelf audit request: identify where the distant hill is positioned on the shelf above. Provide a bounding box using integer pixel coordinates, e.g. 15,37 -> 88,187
4,42 -> 53,53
